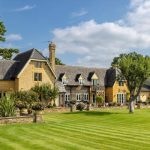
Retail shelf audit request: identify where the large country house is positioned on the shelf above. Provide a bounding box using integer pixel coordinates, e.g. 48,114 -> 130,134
0,43 -> 56,98
0,43 -> 149,106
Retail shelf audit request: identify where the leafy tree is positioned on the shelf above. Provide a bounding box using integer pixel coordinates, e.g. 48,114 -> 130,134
31,83 -> 58,106
0,21 -> 19,59
112,52 -> 150,113
46,57 -> 64,65
96,96 -> 104,106
49,87 -> 59,106
55,57 -> 64,65
31,83 -> 51,103
11,90 -> 39,111
0,21 -> 6,42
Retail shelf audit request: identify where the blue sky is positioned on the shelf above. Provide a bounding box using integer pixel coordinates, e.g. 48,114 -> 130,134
0,0 -> 150,67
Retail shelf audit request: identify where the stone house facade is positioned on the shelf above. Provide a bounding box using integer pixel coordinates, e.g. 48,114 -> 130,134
56,65 -> 106,106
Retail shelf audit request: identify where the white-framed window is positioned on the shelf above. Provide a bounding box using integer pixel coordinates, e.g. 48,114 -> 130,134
76,93 -> 81,101
92,79 -> 98,86
79,79 -> 83,85
118,81 -> 124,86
84,93 -> 88,101
34,73 -> 42,81
65,93 -> 70,101
117,93 -> 126,104
62,78 -> 67,85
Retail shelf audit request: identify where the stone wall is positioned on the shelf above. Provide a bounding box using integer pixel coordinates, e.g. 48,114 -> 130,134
0,115 -> 42,124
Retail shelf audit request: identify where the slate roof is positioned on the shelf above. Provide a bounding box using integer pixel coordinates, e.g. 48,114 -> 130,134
13,49 -> 46,77
0,60 -> 18,80
56,65 -> 107,92
0,49 -> 46,80
105,67 -> 121,87
141,79 -> 150,92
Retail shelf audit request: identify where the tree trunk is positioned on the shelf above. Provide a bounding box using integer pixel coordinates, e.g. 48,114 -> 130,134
129,100 -> 134,113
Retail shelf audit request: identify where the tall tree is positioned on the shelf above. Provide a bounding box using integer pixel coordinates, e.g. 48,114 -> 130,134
0,21 -> 19,59
112,52 -> 150,113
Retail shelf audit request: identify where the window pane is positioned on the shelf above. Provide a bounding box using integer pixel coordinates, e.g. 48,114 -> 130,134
34,73 -> 42,81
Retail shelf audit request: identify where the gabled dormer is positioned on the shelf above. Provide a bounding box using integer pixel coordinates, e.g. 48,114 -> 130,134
89,72 -> 99,86
76,74 -> 84,85
59,73 -> 68,85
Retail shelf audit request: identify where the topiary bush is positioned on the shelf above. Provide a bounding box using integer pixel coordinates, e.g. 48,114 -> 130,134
76,102 -> 85,111
0,96 -> 15,117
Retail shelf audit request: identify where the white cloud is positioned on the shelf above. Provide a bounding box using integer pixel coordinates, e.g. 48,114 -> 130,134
14,5 -> 36,12
6,34 -> 22,42
71,9 -> 88,17
51,0 -> 150,67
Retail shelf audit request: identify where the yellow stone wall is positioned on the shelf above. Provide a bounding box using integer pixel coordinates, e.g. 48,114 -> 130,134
140,91 -> 150,102
15,60 -> 55,91
0,80 -> 15,92
105,81 -> 129,102
105,87 -> 113,102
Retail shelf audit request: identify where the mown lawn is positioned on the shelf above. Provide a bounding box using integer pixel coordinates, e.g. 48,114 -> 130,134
0,108 -> 150,150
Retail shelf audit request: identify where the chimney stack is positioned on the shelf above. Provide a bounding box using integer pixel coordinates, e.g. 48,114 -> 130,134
49,42 -> 56,72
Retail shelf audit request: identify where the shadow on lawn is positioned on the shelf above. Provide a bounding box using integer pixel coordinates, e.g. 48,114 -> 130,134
64,111 -> 120,116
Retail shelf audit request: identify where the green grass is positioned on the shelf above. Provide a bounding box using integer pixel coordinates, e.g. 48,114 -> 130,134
0,108 -> 150,150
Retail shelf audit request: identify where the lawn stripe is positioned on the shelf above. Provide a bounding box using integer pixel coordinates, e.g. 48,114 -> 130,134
43,123 -> 150,148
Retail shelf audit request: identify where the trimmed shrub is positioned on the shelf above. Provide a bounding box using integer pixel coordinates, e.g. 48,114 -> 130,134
96,96 -> 104,103
76,102 -> 85,111
0,96 -> 15,117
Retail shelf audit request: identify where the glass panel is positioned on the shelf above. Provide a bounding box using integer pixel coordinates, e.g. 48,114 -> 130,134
34,73 -> 42,81
35,62 -> 42,68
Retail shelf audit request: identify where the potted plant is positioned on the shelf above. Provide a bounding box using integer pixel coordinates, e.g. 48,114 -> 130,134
32,102 -> 44,123
76,102 -> 85,111
32,102 -> 44,114
15,101 -> 28,115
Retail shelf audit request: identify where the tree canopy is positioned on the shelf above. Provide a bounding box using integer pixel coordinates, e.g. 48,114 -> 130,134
112,52 -> 150,113
0,21 -> 19,59
55,57 -> 64,65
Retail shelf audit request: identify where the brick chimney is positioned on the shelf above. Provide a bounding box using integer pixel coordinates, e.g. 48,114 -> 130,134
49,42 -> 56,72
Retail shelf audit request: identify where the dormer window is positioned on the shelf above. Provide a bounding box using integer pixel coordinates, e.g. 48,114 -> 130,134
92,79 -> 98,86
62,78 -> 67,85
34,61 -> 42,68
79,79 -> 83,85
91,73 -> 99,86
119,81 -> 124,86
77,74 -> 83,85
61,74 -> 68,85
